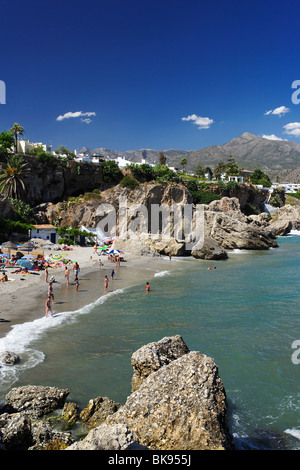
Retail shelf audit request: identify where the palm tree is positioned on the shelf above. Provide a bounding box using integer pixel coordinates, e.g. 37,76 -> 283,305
0,155 -> 29,199
9,123 -> 25,153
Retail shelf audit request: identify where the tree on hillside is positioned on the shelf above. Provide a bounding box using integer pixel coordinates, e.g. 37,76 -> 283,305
9,123 -> 25,153
0,131 -> 14,157
0,154 -> 29,199
194,161 -> 205,178
158,151 -> 166,165
214,161 -> 227,180
250,169 -> 272,187
225,156 -> 239,176
180,157 -> 187,172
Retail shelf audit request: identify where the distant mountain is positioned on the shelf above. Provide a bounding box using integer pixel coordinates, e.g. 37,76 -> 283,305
81,132 -> 300,177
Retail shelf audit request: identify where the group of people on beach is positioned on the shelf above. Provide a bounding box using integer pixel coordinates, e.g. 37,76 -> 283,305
45,261 -> 80,317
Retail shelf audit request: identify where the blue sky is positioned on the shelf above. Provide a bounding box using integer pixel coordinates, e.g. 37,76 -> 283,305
1,0 -> 300,152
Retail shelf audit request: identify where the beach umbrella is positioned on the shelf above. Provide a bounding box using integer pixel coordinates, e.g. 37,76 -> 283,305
49,254 -> 65,262
17,259 -> 33,269
21,241 -> 35,252
21,254 -> 36,259
2,241 -> 17,258
98,246 -> 109,250
108,249 -> 121,254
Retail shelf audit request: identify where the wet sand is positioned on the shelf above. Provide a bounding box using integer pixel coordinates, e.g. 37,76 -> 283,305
0,246 -> 179,339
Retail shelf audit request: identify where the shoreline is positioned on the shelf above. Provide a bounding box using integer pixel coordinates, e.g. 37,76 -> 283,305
0,246 -> 184,341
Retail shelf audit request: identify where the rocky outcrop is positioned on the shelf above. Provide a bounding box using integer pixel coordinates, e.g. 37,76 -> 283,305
4,385 -> 69,417
33,185 -> 278,256
191,237 -> 228,260
131,335 -> 190,392
18,157 -> 104,206
203,197 -> 278,250
267,204 -> 300,236
0,195 -> 17,220
0,336 -> 233,450
108,350 -> 232,450
65,423 -> 147,450
80,397 -> 121,429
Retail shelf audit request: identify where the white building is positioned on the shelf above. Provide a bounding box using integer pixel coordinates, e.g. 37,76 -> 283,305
17,140 -> 52,154
30,225 -> 57,244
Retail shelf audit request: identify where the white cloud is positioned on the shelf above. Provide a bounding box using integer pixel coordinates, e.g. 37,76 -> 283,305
283,122 -> 300,136
261,134 -> 287,141
81,118 -> 92,124
264,106 -> 290,117
56,111 -> 96,122
182,114 -> 214,129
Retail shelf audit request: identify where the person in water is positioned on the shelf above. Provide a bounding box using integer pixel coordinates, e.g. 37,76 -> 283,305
45,294 -> 53,317
104,275 -> 109,290
146,282 -> 150,292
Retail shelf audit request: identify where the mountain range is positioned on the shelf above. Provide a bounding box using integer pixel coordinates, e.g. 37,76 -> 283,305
80,132 -> 300,181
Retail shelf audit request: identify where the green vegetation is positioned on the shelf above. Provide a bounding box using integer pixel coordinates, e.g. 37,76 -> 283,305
0,219 -> 34,242
0,131 -> 14,158
250,169 -> 272,187
57,226 -> 94,245
9,123 -> 24,153
120,174 -> 139,189
0,154 -> 29,199
8,198 -> 35,223
101,160 -> 123,183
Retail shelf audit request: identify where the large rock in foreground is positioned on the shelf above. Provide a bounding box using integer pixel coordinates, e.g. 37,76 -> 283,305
131,335 -> 190,392
108,351 -> 232,450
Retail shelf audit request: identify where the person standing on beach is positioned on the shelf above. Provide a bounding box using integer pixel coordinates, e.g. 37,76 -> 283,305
111,268 -> 115,280
169,252 -> 172,261
48,281 -> 55,303
73,262 -> 80,280
75,276 -> 79,292
45,294 -> 53,317
104,275 -> 108,290
45,266 -> 48,283
65,266 -> 69,286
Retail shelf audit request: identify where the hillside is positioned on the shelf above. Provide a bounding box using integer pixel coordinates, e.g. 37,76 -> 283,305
89,132 -> 300,180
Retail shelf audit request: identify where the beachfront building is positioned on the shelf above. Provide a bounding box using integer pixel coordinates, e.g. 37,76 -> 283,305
17,140 -> 52,154
30,225 -> 58,244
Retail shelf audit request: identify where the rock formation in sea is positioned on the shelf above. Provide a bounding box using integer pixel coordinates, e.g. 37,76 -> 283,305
0,336 -> 233,450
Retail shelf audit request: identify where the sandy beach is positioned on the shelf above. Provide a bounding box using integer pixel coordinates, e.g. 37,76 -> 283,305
0,244 -> 178,340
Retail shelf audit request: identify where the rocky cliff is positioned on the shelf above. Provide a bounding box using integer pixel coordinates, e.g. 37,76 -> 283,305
34,182 -> 278,257
16,156 -> 104,206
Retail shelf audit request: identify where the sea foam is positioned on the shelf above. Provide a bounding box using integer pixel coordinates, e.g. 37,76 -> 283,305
0,288 -> 125,390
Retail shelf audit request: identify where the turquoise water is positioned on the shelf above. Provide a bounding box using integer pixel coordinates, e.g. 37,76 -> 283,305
0,236 -> 300,449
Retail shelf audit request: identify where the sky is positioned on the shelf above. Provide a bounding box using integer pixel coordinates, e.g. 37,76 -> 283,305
1,0 -> 300,153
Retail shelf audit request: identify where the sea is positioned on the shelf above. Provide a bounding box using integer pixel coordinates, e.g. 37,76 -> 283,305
0,234 -> 299,450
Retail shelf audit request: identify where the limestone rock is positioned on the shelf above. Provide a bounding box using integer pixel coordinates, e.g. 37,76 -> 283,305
65,423 -> 148,450
268,204 -> 300,236
80,397 -> 121,429
0,351 -> 21,365
0,412 -> 32,450
108,351 -> 232,450
191,237 -> 228,260
30,420 -> 74,450
4,385 -> 69,417
131,335 -> 190,392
